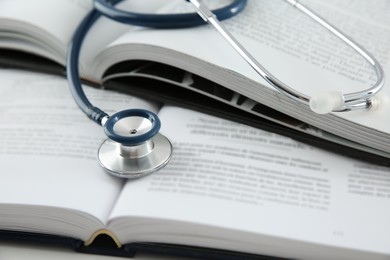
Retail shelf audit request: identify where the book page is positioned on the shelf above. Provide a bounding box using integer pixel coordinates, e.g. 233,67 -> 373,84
108,106 -> 390,259
0,69 -> 160,240
79,0 -> 170,78
0,0 -> 92,64
0,0 -> 170,68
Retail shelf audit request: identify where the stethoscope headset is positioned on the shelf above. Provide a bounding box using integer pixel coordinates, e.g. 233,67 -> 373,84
67,0 -> 385,179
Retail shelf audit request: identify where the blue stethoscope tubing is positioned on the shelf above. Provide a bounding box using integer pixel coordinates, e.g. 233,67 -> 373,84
94,0 -> 247,28
66,0 -> 247,177
67,0 -> 247,127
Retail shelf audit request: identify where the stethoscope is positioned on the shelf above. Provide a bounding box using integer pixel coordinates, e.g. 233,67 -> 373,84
67,0 -> 385,179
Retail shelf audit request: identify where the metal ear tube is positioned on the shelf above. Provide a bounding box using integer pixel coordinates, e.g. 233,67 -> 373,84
190,0 -> 386,115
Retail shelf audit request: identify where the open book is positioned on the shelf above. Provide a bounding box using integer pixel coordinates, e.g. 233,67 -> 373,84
1,68 -> 390,260
0,0 -> 389,165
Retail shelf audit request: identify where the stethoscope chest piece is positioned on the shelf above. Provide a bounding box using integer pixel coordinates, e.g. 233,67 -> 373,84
97,109 -> 172,178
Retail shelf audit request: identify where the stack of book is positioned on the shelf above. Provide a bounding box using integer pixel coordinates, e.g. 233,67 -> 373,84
0,0 -> 389,259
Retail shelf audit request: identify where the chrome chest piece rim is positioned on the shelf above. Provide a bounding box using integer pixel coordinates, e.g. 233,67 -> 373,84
98,133 -> 172,178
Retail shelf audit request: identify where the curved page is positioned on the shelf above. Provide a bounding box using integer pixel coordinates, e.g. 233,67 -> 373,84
0,69 -> 159,241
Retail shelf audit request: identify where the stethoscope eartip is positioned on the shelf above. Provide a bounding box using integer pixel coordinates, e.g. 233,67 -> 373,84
370,93 -> 390,110
309,91 -> 344,114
